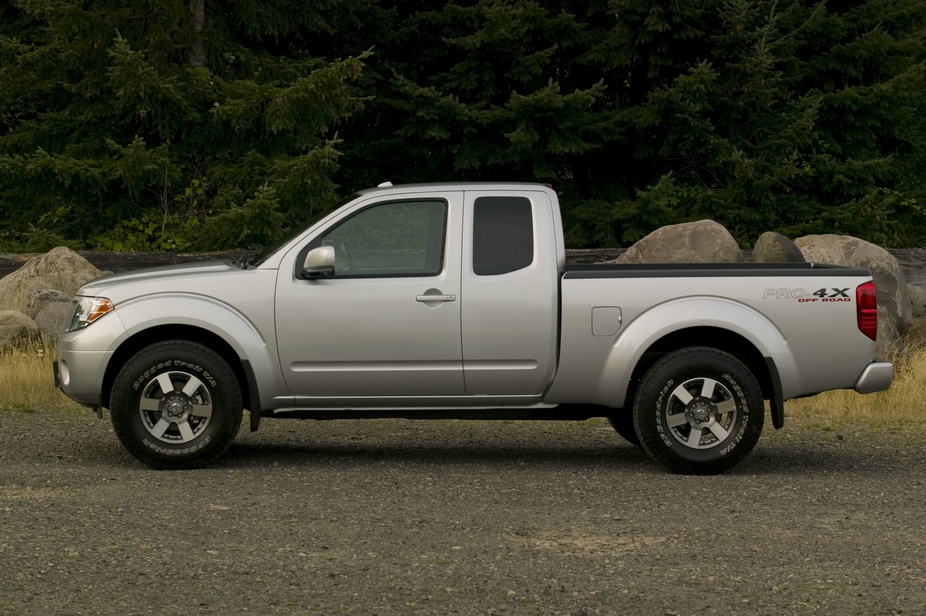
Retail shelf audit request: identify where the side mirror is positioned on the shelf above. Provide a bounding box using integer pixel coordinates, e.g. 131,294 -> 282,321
302,245 -> 335,278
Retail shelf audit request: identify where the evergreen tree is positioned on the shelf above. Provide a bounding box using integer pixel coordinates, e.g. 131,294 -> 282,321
335,0 -> 608,189
335,0 -> 926,248
2,0 -> 925,250
0,0 -> 369,249
579,0 -> 926,246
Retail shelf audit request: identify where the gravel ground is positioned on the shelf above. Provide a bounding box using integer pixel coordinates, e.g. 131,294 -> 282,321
1,410 -> 924,616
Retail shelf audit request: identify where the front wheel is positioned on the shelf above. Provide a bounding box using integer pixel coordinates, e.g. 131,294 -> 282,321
633,347 -> 764,475
110,341 -> 243,469
607,412 -> 641,448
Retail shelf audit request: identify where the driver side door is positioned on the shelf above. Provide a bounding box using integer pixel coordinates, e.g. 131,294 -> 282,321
275,192 -> 465,405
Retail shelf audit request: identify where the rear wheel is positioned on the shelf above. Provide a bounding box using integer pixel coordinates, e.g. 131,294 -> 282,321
633,347 -> 764,475
110,341 -> 243,469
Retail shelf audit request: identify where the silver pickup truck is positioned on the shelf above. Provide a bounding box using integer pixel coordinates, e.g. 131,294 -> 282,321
55,182 -> 893,474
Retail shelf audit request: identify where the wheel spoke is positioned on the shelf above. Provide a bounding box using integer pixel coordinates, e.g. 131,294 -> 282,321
156,373 -> 175,395
181,375 -> 205,398
685,427 -> 703,447
666,412 -> 689,428
671,384 -> 694,405
708,422 -> 731,441
715,398 -> 737,416
139,397 -> 161,412
177,421 -> 195,442
190,402 -> 213,419
151,418 -> 172,439
699,378 -> 718,399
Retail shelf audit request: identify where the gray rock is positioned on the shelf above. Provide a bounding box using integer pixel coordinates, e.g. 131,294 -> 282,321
752,232 -> 805,263
34,302 -> 74,341
25,289 -> 71,319
616,220 -> 744,264
795,234 -> 912,357
901,314 -> 926,351
909,284 -> 926,319
0,247 -> 102,314
0,310 -> 39,349
877,306 -> 904,357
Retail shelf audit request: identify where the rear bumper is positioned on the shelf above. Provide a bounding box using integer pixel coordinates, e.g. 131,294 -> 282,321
854,360 -> 894,394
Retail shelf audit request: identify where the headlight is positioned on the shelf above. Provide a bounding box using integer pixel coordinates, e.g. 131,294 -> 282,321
68,297 -> 114,331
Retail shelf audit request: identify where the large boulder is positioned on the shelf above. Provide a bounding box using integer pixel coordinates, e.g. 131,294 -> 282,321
794,234 -> 911,357
0,247 -> 102,313
752,232 -> 805,263
26,289 -> 73,340
617,220 -> 744,264
35,302 -> 75,341
909,284 -> 926,319
902,314 -> 926,351
25,289 -> 71,319
0,310 -> 39,349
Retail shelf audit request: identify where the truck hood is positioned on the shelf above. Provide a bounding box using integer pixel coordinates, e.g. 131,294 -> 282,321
78,260 -> 238,296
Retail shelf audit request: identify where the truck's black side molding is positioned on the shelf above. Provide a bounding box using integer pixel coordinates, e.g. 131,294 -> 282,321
270,404 -> 613,421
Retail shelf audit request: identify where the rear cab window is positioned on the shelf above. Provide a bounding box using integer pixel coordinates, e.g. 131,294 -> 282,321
472,196 -> 534,276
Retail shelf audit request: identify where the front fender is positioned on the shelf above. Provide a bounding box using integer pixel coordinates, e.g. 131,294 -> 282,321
109,293 -> 289,411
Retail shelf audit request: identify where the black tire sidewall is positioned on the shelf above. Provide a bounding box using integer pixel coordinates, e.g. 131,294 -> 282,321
634,348 -> 764,474
110,341 -> 242,469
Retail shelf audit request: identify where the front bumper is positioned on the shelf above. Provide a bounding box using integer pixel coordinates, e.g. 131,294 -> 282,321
54,349 -> 112,409
54,359 -> 101,413
854,360 -> 894,394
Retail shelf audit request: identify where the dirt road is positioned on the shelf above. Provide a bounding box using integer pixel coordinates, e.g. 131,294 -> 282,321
1,410 -> 924,615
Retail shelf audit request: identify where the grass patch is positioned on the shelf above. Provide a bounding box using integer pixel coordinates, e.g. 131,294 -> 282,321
0,337 -> 79,412
786,345 -> 926,432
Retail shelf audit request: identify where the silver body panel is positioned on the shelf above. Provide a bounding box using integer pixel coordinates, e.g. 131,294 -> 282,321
546,275 -> 879,406
56,182 -> 891,416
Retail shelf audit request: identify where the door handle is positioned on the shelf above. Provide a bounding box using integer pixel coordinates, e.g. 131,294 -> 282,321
416,293 -> 456,303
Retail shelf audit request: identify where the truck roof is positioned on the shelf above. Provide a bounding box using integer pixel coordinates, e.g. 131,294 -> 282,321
355,181 -> 555,196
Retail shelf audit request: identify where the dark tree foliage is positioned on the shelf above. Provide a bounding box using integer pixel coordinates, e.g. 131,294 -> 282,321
0,0 -> 369,250
336,0 -> 926,247
1,0 -> 925,250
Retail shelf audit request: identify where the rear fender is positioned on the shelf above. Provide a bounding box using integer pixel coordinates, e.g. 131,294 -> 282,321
595,297 -> 798,409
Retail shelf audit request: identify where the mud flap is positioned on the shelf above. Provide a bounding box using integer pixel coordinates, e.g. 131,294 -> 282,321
242,360 -> 262,432
765,357 -> 785,430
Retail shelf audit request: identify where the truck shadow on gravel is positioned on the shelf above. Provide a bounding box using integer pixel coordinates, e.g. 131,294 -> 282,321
207,437 -> 908,477
63,414 -> 916,476
221,440 -> 654,470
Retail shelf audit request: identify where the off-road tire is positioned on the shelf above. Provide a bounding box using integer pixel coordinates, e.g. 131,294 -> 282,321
633,347 -> 764,475
110,341 -> 243,469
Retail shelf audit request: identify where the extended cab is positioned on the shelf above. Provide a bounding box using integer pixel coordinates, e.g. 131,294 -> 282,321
55,183 -> 893,474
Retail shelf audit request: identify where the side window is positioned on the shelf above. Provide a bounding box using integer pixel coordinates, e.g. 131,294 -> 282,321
319,200 -> 447,277
472,196 -> 534,276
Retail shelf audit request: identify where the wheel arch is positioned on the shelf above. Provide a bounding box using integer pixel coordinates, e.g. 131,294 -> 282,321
101,325 -> 257,415
625,326 -> 775,406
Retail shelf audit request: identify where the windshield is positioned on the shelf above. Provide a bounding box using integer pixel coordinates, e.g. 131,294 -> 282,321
246,192 -> 361,268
